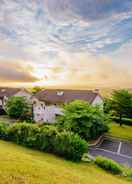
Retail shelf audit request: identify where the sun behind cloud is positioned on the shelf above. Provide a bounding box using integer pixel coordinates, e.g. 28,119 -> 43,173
0,0 -> 132,88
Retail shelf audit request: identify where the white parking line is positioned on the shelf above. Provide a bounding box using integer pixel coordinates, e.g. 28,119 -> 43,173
90,147 -> 132,159
117,142 -> 122,154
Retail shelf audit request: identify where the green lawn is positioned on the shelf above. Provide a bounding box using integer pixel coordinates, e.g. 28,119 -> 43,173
108,123 -> 132,141
0,140 -> 130,184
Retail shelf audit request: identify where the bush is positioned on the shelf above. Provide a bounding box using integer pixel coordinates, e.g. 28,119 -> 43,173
5,96 -> 32,120
125,169 -> 132,180
8,123 -> 40,147
36,125 -> 58,152
0,123 -> 8,140
58,100 -> 109,140
95,156 -> 123,175
6,123 -> 87,161
54,131 -> 88,161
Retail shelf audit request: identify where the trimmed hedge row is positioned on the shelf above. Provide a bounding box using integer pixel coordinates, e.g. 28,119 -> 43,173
112,116 -> 132,126
95,156 -> 123,175
0,123 -> 88,162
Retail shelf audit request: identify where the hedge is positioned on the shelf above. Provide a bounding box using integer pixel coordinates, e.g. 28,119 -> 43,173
54,131 -> 88,161
0,123 -> 8,140
35,125 -> 58,152
8,123 -> 40,147
95,156 -> 123,175
0,122 -> 88,162
112,116 -> 132,126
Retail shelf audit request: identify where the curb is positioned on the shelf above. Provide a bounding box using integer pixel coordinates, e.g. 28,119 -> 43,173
89,135 -> 104,146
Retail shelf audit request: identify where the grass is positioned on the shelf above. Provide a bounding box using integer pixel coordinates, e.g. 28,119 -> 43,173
0,140 -> 130,184
108,123 -> 132,141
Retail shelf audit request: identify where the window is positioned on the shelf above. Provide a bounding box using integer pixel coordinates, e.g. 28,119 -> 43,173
57,91 -> 64,96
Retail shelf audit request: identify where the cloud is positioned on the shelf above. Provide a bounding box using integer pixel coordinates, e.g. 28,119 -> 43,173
0,60 -> 37,84
0,1 -> 132,87
0,0 -> 132,56
35,51 -> 132,88
44,0 -> 132,22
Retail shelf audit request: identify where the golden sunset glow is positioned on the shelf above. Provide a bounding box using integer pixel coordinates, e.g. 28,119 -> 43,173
0,1 -> 132,88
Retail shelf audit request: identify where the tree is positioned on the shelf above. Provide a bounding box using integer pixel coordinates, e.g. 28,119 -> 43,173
5,96 -> 32,120
31,87 -> 43,94
57,100 -> 109,140
111,90 -> 132,126
103,97 -> 113,114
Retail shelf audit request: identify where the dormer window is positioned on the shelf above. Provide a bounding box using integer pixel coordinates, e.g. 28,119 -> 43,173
57,91 -> 64,96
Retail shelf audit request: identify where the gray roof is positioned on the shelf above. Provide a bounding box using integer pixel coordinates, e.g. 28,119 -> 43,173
34,89 -> 102,104
0,87 -> 29,98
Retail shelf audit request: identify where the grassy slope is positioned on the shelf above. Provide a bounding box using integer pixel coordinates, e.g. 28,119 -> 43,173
0,141 -> 130,184
108,123 -> 132,141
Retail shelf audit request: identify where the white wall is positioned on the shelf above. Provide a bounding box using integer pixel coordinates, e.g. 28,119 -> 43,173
92,95 -> 103,108
0,99 -> 2,106
33,94 -> 104,123
33,99 -> 63,123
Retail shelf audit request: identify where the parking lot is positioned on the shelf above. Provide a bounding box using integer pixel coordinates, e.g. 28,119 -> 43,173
89,137 -> 132,167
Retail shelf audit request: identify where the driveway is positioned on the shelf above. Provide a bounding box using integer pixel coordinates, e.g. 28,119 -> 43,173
89,137 -> 132,167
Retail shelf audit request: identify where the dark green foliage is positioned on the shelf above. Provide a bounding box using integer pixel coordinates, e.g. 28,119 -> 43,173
95,156 -> 123,175
103,97 -> 113,114
1,122 -> 87,161
5,96 -> 32,120
8,123 -> 40,147
58,100 -> 109,140
36,125 -> 58,152
110,90 -> 132,125
0,123 -> 8,140
54,131 -> 88,161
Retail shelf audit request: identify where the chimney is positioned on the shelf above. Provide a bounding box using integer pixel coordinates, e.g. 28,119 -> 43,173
94,89 -> 99,93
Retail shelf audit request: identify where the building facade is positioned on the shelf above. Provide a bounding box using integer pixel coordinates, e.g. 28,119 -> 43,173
32,89 -> 103,123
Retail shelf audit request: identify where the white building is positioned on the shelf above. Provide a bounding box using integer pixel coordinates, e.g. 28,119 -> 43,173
32,89 -> 103,123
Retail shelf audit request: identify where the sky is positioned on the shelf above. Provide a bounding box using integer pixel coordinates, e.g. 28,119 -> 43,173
0,0 -> 132,88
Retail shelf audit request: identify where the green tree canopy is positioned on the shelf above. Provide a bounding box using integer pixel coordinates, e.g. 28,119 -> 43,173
110,89 -> 132,125
5,96 -> 32,120
57,100 -> 109,140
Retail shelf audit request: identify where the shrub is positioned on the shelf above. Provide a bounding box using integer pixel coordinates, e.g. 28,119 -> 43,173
58,100 -> 109,140
8,123 -> 40,147
5,96 -> 32,120
95,156 -> 123,175
125,169 -> 132,180
54,131 -> 88,161
0,123 -> 8,140
36,125 -> 58,152
7,123 -> 87,161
